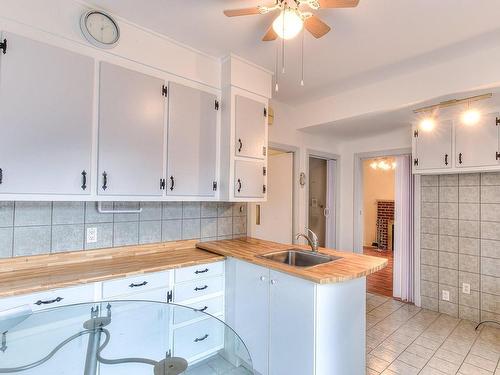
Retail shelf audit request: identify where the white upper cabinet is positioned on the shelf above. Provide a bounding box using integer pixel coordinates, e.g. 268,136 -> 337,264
167,82 -> 218,197
0,32 -> 94,195
234,95 -> 267,160
98,62 -> 166,196
234,160 -> 266,199
413,120 -> 453,171
455,112 -> 499,168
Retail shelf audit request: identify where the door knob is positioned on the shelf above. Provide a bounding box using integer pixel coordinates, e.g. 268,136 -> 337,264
260,276 -> 267,281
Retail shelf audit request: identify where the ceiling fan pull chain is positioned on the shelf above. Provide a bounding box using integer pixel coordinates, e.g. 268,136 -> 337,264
301,27 -> 305,86
275,40 -> 279,92
282,4 -> 285,74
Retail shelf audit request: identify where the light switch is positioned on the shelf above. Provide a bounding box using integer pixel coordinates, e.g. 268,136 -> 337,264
462,283 -> 471,295
86,227 -> 97,243
442,290 -> 450,301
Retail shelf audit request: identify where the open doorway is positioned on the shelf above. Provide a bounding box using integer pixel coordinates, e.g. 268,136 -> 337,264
362,157 -> 396,297
248,147 -> 295,243
308,155 -> 337,248
355,150 -> 415,302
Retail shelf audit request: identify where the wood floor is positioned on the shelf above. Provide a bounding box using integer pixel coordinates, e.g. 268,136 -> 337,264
364,247 -> 393,297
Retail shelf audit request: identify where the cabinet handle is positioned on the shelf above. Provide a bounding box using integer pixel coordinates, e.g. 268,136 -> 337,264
194,306 -> 208,313
81,170 -> 87,190
194,334 -> 209,343
271,279 -> 277,285
102,172 -> 108,191
35,297 -> 63,306
170,176 -> 175,191
237,179 -> 242,193
444,154 -> 448,166
0,168 -> 3,184
260,276 -> 267,281
238,139 -> 243,153
194,285 -> 208,291
195,268 -> 209,274
129,281 -> 148,288
459,153 -> 463,165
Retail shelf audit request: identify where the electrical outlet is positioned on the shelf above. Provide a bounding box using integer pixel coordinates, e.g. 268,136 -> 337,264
442,290 -> 450,301
86,227 -> 97,243
462,283 -> 471,294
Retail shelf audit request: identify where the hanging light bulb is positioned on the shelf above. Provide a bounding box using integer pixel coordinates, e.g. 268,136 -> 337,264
420,117 -> 435,132
272,8 -> 303,40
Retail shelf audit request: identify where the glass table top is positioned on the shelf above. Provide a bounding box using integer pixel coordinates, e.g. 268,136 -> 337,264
0,301 -> 253,375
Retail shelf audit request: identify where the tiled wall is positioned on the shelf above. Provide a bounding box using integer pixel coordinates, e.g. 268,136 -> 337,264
420,173 -> 500,323
0,201 -> 247,258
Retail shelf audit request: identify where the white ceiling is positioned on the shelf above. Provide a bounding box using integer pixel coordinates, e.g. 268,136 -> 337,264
89,0 -> 500,104
300,87 -> 500,140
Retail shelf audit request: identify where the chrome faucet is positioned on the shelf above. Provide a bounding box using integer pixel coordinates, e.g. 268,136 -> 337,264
296,228 -> 319,253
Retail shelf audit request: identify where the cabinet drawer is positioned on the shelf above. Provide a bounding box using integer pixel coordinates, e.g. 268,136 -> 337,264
174,276 -> 224,302
174,295 -> 224,325
102,271 -> 169,299
173,318 -> 224,360
107,288 -> 169,303
175,262 -> 224,283
1,284 -> 95,312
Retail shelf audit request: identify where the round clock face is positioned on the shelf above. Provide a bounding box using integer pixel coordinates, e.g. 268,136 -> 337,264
81,11 -> 120,48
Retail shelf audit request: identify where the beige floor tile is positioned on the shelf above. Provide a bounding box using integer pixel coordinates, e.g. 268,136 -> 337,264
414,336 -> 443,351
433,347 -> 466,365
386,359 -> 420,375
371,346 -> 400,363
366,367 -> 380,375
420,365 -> 448,375
405,343 -> 435,360
464,353 -> 497,372
458,363 -> 494,375
397,350 -> 428,369
427,356 -> 461,374
367,354 -> 390,373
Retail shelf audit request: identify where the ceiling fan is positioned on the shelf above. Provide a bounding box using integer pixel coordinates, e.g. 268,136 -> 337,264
223,0 -> 360,41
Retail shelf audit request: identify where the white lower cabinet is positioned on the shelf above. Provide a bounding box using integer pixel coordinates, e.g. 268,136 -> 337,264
225,258 -> 366,375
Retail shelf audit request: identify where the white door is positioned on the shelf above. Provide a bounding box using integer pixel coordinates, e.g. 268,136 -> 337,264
234,160 -> 266,199
235,95 -> 267,159
98,62 -> 165,196
167,82 -> 218,197
0,32 -> 94,195
248,152 -> 293,242
413,120 -> 453,170
231,260 -> 270,375
455,112 -> 499,168
269,270 -> 315,375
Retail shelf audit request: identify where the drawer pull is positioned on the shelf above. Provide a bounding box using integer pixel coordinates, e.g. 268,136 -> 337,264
194,268 -> 209,274
194,334 -> 209,343
129,281 -> 148,288
194,306 -> 208,313
35,297 -> 63,305
194,285 -> 208,292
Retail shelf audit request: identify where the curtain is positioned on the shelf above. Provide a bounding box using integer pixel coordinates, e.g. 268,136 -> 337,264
393,155 -> 414,302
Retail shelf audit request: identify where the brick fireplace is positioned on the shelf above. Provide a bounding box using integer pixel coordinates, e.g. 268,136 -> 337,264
376,200 -> 395,250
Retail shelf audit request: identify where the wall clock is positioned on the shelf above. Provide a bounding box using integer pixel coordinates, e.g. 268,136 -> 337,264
80,10 -> 120,49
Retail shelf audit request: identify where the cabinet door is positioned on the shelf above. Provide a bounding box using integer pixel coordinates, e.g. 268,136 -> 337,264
455,113 -> 499,168
167,82 -> 217,196
269,270 -> 315,375
98,62 -> 165,196
413,120 -> 453,170
0,32 -> 93,195
234,160 -> 266,199
235,95 -> 267,159
231,260 -> 270,375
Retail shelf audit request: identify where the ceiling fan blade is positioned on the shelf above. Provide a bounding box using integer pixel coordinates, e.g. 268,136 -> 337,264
304,15 -> 331,38
223,7 -> 262,17
319,0 -> 360,8
262,26 -> 278,41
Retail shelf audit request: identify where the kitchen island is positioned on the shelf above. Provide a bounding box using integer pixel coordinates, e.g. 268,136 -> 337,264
198,237 -> 387,375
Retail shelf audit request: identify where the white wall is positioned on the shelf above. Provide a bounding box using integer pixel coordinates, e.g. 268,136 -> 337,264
268,100 -> 341,241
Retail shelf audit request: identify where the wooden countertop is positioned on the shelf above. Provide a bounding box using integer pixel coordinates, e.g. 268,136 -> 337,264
0,240 -> 224,298
196,237 -> 387,284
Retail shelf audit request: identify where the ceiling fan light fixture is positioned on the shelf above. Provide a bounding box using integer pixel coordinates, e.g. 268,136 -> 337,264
272,9 -> 303,40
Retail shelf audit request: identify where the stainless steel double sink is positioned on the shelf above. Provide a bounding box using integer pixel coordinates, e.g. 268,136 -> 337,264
258,248 -> 342,268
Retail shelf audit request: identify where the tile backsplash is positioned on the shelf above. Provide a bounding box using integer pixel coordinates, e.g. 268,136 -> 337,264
420,173 -> 500,323
0,201 -> 247,258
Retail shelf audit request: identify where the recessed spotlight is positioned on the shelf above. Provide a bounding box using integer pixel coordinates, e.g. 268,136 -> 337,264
462,109 -> 480,126
420,118 -> 435,132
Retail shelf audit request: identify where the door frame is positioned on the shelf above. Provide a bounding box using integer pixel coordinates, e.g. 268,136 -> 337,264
306,149 -> 341,249
267,142 -> 300,242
